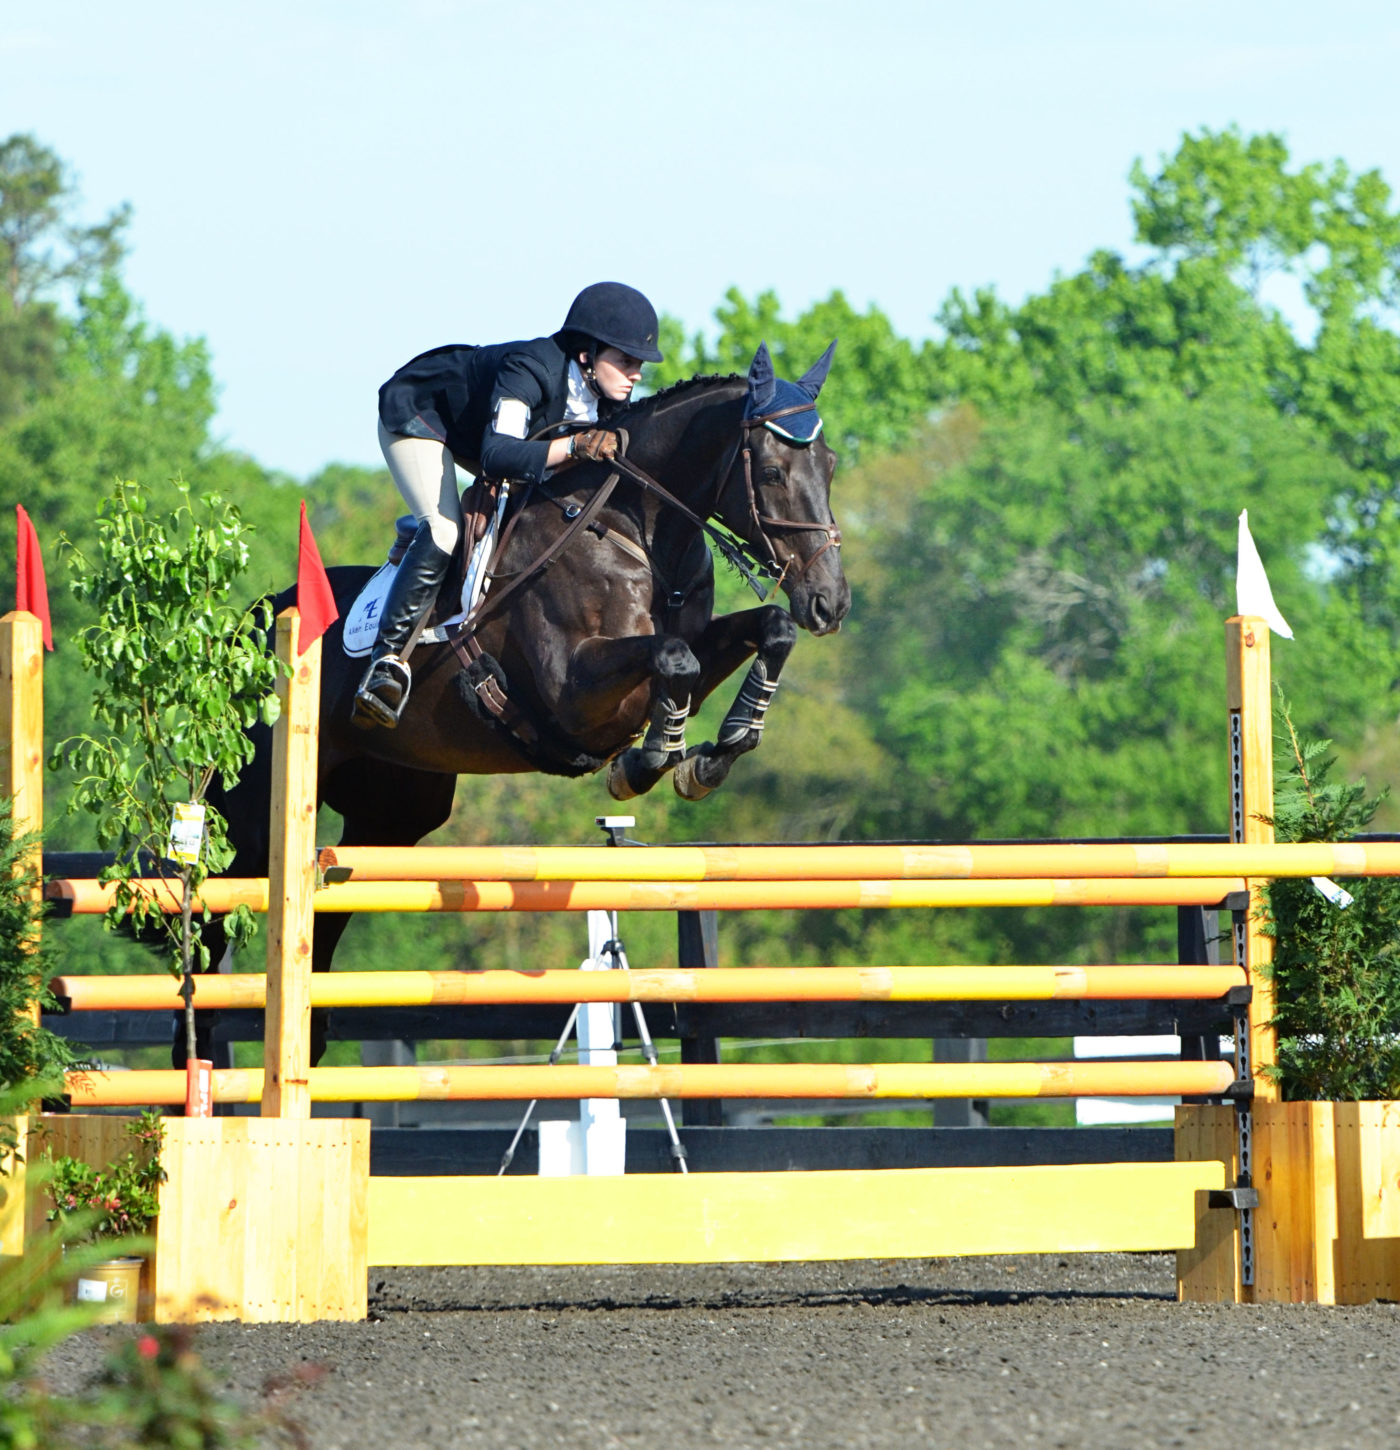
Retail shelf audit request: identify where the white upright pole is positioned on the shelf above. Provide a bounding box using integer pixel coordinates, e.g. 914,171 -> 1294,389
576,909 -> 627,1174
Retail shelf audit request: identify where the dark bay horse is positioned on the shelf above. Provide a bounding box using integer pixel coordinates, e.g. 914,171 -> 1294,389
197,344 -> 850,1061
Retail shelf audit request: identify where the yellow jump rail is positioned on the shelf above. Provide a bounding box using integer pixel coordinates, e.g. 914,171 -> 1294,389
45,875 -> 1248,914
319,840 -> 1400,882
50,963 -> 1248,1012
65,1058 -> 1238,1107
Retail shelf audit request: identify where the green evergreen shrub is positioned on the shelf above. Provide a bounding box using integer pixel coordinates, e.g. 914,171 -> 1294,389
1266,701 -> 1400,1099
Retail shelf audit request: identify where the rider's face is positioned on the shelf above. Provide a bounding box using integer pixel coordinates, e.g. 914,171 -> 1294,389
589,346 -> 644,402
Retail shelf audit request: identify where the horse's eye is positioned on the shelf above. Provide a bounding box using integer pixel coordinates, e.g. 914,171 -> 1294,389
761,466 -> 784,486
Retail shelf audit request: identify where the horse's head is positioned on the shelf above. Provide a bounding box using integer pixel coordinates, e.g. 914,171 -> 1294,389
718,342 -> 851,636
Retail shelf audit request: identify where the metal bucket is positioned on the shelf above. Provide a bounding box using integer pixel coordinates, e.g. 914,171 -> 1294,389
72,1256 -> 145,1324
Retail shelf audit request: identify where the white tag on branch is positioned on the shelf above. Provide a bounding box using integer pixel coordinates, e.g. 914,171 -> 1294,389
168,802 -> 206,865
1310,876 -> 1354,909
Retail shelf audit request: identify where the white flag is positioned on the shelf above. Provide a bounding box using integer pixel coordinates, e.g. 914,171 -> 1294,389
1236,510 -> 1293,639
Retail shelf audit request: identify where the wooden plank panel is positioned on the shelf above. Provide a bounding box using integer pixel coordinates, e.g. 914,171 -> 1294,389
156,1119 -> 247,1322
313,1121 -> 369,1320
1332,1104 -> 1400,1304
1175,1106 -> 1240,1303
244,1125 -> 296,1319
366,1162 -> 1225,1267
1250,1103 -> 1341,1304
1350,1101 -> 1400,1239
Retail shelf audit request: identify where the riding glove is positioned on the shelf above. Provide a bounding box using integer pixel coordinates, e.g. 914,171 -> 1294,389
571,428 -> 621,462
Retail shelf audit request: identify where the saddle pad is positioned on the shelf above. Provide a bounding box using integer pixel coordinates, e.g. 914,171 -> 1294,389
342,498 -> 506,658
341,562 -> 396,656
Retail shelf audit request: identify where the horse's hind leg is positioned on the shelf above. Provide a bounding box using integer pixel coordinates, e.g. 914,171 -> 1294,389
672,605 -> 797,801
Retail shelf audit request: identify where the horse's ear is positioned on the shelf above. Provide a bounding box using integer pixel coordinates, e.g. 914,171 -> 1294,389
797,341 -> 837,399
747,342 -> 777,413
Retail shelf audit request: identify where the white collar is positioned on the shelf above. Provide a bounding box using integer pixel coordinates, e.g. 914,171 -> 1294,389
565,360 -> 599,425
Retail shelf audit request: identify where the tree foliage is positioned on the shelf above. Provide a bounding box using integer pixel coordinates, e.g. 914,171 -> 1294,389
0,133 -> 129,425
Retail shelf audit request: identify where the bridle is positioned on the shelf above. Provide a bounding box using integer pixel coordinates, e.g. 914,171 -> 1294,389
735,402 -> 843,584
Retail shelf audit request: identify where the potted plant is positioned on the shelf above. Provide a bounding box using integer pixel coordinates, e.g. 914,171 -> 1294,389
42,1111 -> 164,1324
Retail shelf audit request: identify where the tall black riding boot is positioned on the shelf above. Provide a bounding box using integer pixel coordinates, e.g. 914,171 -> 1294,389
351,521 -> 454,729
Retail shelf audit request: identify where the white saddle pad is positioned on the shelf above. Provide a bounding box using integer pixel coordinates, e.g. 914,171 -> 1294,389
342,489 -> 509,658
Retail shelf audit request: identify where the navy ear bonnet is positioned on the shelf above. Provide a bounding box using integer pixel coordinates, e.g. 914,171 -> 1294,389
744,341 -> 836,442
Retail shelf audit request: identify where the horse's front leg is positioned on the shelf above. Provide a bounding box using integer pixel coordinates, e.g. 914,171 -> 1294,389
672,604 -> 798,801
560,634 -> 701,801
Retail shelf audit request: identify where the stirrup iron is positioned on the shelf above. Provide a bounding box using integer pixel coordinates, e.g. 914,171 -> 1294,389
352,654 -> 412,730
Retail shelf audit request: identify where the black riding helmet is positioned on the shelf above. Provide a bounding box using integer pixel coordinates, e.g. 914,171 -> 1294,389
562,282 -> 663,364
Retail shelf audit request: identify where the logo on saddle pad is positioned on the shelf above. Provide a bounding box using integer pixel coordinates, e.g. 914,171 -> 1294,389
341,563 -> 395,656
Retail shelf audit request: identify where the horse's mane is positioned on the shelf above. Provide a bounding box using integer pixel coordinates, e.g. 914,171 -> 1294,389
616,372 -> 745,424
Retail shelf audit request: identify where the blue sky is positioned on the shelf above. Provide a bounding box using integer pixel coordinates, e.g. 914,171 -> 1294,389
5,1 -> 1400,478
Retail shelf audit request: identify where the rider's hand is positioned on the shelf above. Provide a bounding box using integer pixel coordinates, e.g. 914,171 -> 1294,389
571,428 -> 620,463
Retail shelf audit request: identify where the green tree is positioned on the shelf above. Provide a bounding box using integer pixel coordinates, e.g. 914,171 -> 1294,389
0,133 -> 129,423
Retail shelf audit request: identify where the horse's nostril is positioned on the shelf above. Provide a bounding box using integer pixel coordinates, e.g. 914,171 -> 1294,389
809,595 -> 831,632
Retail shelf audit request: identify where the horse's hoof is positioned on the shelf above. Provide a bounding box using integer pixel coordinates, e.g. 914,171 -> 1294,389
673,753 -> 716,802
607,755 -> 639,801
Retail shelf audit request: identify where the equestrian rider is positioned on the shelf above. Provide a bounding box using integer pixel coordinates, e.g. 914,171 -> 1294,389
353,281 -> 664,729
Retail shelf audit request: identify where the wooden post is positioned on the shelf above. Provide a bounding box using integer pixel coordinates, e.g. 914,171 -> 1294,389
1225,616 -> 1276,1098
0,612 -> 43,1255
262,610 -> 319,1119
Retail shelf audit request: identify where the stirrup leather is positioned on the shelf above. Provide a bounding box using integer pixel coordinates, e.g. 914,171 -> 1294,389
352,654 -> 412,729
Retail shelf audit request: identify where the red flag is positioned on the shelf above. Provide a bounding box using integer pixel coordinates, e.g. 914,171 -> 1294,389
296,501 -> 338,655
14,505 -> 53,651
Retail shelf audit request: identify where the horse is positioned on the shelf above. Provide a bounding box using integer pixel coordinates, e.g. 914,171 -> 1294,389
193,342 -> 850,1064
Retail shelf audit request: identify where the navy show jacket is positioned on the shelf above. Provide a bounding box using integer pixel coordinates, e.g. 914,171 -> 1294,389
378,333 -> 597,484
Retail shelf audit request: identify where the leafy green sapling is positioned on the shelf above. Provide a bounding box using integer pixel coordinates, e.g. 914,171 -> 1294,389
52,480 -> 285,1068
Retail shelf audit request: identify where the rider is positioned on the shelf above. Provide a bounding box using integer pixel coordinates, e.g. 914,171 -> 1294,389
353,281 -> 664,729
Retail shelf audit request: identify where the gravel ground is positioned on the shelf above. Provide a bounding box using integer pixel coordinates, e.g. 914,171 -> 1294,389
43,1253 -> 1400,1449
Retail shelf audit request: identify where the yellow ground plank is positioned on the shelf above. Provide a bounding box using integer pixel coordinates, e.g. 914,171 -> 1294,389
368,1162 -> 1226,1267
